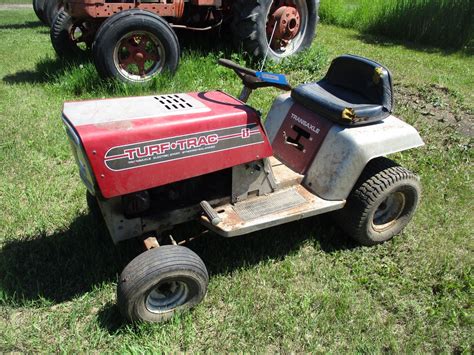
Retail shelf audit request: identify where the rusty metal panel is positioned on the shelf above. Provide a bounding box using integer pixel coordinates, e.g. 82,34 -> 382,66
67,0 -> 184,19
191,0 -> 222,6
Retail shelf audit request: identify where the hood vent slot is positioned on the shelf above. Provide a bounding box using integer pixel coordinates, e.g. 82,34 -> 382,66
155,94 -> 195,111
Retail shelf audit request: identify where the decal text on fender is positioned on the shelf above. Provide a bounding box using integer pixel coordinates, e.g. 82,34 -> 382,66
104,124 -> 262,171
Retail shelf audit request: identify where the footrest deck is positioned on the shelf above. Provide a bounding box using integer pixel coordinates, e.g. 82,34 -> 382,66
201,185 -> 345,237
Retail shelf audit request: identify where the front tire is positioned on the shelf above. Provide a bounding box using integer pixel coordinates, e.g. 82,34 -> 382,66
118,245 -> 208,323
232,0 -> 319,61
92,10 -> 180,83
333,157 -> 421,246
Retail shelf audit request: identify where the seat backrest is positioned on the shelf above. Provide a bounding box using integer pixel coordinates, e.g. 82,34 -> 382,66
324,54 -> 393,112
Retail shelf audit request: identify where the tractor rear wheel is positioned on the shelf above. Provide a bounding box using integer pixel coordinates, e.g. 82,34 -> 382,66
232,0 -> 319,61
118,245 -> 208,323
51,10 -> 93,58
92,10 -> 180,83
333,157 -> 421,246
33,0 -> 48,25
44,0 -> 63,26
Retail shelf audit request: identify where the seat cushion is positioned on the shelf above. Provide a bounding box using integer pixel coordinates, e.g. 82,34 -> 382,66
291,80 -> 390,126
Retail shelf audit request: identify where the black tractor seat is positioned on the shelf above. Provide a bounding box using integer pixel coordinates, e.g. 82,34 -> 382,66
291,55 -> 394,126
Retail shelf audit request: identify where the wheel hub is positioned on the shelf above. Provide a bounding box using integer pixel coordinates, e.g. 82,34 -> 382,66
267,3 -> 301,50
145,280 -> 189,314
116,33 -> 162,79
372,191 -> 406,232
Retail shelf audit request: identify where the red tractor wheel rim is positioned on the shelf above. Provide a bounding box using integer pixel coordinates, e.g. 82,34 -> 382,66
266,0 -> 307,56
69,22 -> 93,50
113,31 -> 165,82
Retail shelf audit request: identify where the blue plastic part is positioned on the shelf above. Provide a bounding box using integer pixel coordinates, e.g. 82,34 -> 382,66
256,71 -> 289,86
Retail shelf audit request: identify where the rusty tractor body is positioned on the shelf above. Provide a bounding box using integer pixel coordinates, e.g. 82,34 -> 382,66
49,0 -> 319,83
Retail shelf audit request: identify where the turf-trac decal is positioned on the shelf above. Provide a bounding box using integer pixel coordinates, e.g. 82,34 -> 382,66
104,124 -> 262,171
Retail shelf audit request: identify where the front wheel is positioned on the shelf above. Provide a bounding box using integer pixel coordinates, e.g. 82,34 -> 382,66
92,10 -> 180,83
117,245 -> 208,323
333,157 -> 421,246
232,0 -> 319,61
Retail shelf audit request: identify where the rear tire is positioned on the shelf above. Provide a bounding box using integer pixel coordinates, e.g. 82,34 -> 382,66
232,0 -> 319,61
33,0 -> 48,25
51,10 -> 91,58
333,157 -> 421,246
118,245 -> 208,323
44,0 -> 63,26
92,10 -> 180,83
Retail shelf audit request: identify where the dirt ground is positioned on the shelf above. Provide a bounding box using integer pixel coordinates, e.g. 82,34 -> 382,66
396,84 -> 473,138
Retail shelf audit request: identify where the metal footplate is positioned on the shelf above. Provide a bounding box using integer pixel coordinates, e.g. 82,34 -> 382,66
200,185 -> 345,237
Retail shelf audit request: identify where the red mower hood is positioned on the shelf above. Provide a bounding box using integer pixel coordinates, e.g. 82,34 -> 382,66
62,91 -> 272,198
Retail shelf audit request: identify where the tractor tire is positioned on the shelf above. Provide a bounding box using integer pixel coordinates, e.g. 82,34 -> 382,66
51,10 -> 90,58
92,10 -> 180,83
117,245 -> 208,323
333,157 -> 421,246
44,0 -> 63,26
232,0 -> 319,61
33,0 -> 48,25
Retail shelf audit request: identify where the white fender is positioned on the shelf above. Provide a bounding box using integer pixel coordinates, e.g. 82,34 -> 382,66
265,94 -> 424,201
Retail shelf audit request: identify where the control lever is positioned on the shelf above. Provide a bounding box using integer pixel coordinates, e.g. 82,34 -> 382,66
200,200 -> 222,226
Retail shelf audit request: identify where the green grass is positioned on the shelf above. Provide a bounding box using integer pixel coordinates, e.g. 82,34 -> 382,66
320,0 -> 474,51
0,0 -> 31,4
1,9 -> 473,353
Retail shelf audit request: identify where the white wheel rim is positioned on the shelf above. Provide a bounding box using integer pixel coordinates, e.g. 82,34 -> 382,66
372,191 -> 406,232
145,280 -> 189,314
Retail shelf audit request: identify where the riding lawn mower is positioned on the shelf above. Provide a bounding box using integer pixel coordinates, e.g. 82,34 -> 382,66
61,54 -> 424,322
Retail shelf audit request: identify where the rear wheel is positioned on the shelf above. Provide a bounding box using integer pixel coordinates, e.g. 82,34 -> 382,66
92,10 -> 180,83
33,0 -> 47,25
51,10 -> 94,58
118,245 -> 208,323
44,0 -> 63,26
333,157 -> 421,246
232,0 -> 319,61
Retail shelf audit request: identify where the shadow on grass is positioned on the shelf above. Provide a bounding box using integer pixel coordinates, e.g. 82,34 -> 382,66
0,213 -> 137,306
2,55 -> 91,85
0,208 -> 356,332
96,216 -> 356,333
2,27 -> 237,88
0,20 -> 46,30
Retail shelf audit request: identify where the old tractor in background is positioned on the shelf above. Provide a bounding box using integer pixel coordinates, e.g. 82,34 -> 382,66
33,0 -> 319,83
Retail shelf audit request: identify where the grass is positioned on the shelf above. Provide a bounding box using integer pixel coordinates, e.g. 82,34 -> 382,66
319,0 -> 474,51
1,8 -> 473,353
0,0 -> 31,4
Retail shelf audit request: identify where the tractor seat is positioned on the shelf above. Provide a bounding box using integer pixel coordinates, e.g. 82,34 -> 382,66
291,55 -> 394,126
